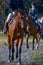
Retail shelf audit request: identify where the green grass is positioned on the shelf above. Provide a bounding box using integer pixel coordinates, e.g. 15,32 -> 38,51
24,35 -> 33,39
29,52 -> 43,65
0,33 -> 7,46
1,41 -> 8,46
0,34 -> 6,38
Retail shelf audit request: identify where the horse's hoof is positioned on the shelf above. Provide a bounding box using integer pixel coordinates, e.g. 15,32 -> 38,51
35,46 -> 39,49
8,58 -> 13,62
26,45 -> 29,49
8,60 -> 10,63
18,62 -> 21,65
27,46 -> 29,49
35,44 -> 39,49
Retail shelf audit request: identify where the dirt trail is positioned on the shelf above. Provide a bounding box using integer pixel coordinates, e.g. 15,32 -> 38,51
0,39 -> 43,65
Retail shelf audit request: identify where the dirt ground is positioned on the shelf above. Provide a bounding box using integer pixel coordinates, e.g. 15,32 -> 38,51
0,35 -> 43,65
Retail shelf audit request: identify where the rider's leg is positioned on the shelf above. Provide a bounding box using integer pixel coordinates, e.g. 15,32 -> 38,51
35,21 -> 41,33
3,13 -> 12,34
3,12 -> 15,34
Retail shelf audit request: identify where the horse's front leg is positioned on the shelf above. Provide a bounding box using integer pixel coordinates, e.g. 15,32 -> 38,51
35,38 -> 39,49
35,33 -> 40,49
8,36 -> 11,62
11,40 -> 14,61
16,39 -> 19,59
26,34 -> 29,49
32,38 -> 35,50
18,38 -> 23,65
8,46 -> 11,62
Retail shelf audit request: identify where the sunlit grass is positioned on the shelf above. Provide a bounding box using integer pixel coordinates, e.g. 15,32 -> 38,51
0,33 -> 7,46
0,34 -> 6,38
29,52 -> 43,65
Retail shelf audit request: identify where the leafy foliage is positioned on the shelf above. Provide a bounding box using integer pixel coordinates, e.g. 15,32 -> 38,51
0,0 -> 43,30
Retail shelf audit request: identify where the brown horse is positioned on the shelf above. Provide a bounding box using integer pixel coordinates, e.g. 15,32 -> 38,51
7,11 -> 25,65
22,14 -> 41,50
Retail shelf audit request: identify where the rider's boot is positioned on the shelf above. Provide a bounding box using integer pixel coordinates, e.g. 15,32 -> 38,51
38,26 -> 41,33
37,23 -> 41,33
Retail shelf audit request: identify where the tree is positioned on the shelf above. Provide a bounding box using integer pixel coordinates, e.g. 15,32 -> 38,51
0,0 -> 43,30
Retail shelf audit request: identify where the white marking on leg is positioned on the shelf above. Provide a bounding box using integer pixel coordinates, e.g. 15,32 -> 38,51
35,43 -> 39,49
18,62 -> 21,65
8,60 -> 10,63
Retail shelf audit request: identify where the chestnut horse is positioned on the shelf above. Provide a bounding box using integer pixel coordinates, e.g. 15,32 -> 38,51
25,15 -> 41,50
21,14 -> 41,50
7,11 -> 24,65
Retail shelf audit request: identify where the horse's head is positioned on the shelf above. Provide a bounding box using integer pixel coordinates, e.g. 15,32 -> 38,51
17,9 -> 26,19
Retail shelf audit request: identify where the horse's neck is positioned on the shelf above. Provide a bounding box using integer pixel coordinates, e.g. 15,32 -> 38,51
16,13 -> 21,21
28,16 -> 37,29
28,16 -> 33,24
